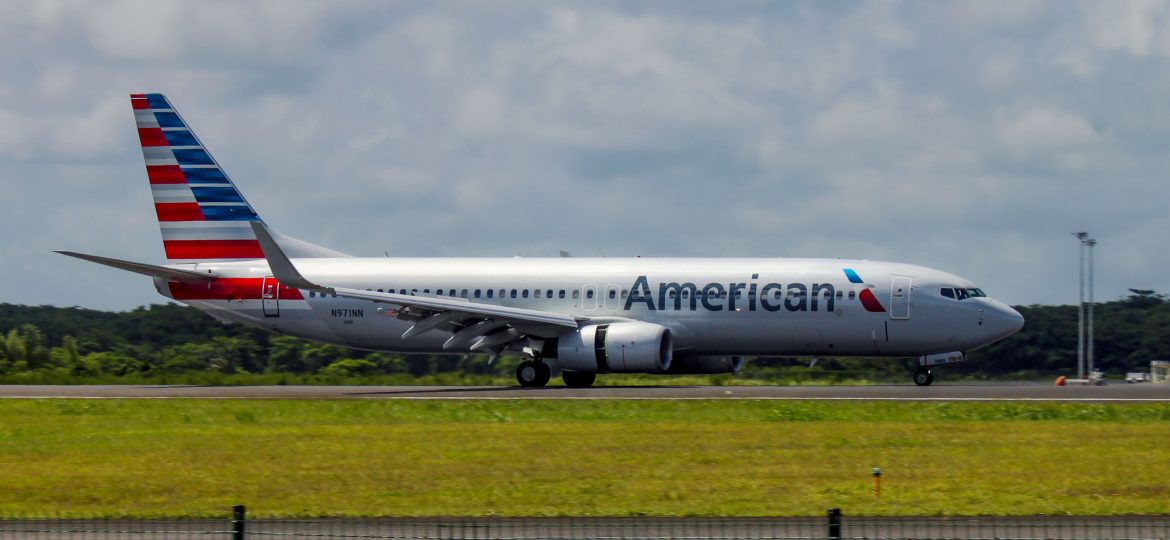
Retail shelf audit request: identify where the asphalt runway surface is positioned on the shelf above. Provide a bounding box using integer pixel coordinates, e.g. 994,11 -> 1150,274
0,383 -> 1168,400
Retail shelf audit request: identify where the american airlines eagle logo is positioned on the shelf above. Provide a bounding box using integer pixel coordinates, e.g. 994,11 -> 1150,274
843,268 -> 887,313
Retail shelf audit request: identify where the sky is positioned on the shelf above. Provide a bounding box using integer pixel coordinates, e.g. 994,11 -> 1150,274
2,0 -> 1169,311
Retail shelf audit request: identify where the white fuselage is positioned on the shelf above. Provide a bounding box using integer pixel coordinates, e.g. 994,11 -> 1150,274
159,256 -> 1023,359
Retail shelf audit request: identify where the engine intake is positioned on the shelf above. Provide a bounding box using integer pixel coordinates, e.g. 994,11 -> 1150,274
552,322 -> 672,373
668,356 -> 745,374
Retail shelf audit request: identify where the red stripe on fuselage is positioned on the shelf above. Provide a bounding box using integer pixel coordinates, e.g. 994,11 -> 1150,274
859,288 -> 886,312
155,202 -> 204,222
147,165 -> 187,184
169,277 -> 304,301
137,127 -> 168,147
163,240 -> 264,260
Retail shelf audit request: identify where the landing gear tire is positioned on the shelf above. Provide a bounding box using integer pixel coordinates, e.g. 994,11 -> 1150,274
562,370 -> 597,388
913,369 -> 934,386
517,360 -> 551,387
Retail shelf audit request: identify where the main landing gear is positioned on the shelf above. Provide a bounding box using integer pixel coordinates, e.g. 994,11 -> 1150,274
561,370 -> 596,388
913,368 -> 934,386
516,359 -> 551,387
515,360 -> 598,388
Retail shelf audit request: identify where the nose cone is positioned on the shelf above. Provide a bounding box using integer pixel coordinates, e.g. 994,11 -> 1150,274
985,301 -> 1025,341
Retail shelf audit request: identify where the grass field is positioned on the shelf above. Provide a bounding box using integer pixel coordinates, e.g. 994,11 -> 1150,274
0,399 -> 1168,518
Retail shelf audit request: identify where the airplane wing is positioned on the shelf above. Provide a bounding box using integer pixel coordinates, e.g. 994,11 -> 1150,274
55,251 -> 221,283
249,223 -> 580,353
331,287 -> 579,329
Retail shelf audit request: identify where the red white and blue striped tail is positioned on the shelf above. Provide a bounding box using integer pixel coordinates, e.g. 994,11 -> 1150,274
132,93 -> 265,262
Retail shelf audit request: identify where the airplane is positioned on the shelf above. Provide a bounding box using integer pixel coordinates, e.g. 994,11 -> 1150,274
57,93 -> 1025,388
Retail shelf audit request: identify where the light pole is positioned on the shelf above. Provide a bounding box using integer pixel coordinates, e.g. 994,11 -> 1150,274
1085,238 -> 1097,375
1073,232 -> 1088,379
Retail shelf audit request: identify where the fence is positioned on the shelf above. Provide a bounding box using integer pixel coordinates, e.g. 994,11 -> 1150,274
0,507 -> 1167,540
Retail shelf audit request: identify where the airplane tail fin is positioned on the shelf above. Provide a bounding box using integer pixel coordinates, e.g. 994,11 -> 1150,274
131,93 -> 347,261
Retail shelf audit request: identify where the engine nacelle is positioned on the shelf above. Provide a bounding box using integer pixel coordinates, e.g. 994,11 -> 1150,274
668,356 -> 745,374
553,322 -> 672,373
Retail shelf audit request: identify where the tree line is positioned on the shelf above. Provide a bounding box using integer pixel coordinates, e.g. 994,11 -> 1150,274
1,289 -> 1167,383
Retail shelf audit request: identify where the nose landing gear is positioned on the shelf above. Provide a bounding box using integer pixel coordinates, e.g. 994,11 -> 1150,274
913,351 -> 965,386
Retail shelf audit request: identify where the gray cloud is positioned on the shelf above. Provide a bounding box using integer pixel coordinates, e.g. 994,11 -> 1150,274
3,1 -> 1170,310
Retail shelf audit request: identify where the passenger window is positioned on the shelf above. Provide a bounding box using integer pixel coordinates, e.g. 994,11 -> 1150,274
400,289 -> 407,295
586,290 -> 594,299
474,289 -> 481,298
559,290 -> 566,298
511,289 -> 518,298
573,290 -> 581,299
622,289 -> 629,298
523,290 -> 529,298
449,289 -> 456,296
836,291 -> 843,299
608,290 -> 616,299
546,290 -> 553,298
436,289 -> 444,296
309,291 -> 315,298
848,291 -> 856,300
486,289 -> 493,298
461,289 -> 468,298
534,289 -> 541,297
499,289 -> 505,298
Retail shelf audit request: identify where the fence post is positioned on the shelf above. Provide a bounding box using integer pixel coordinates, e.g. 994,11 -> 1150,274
827,508 -> 841,540
232,505 -> 246,540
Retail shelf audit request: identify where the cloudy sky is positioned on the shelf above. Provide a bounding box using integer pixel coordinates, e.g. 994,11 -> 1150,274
2,0 -> 1169,311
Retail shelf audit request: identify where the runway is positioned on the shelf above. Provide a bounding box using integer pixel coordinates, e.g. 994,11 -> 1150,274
0,383 -> 1168,400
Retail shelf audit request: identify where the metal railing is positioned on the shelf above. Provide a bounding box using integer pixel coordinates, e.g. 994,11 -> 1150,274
0,507 -> 1166,540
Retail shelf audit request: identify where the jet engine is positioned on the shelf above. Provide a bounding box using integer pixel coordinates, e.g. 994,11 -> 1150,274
668,355 -> 745,374
552,322 -> 672,373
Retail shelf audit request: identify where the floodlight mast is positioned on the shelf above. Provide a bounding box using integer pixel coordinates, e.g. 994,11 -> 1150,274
1085,238 -> 1097,375
1073,231 -> 1088,380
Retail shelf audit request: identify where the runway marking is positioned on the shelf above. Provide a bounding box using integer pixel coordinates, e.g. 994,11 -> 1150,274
1,396 -> 1168,402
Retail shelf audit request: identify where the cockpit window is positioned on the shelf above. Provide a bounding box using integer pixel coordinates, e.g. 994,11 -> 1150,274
942,287 -> 987,300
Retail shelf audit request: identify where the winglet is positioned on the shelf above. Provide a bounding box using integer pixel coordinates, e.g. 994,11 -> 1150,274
249,222 -> 330,292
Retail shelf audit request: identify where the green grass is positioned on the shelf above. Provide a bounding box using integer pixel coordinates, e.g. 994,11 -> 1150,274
0,399 -> 1168,517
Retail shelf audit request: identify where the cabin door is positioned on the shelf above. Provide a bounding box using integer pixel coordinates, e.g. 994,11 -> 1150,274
890,277 -> 911,320
261,276 -> 281,318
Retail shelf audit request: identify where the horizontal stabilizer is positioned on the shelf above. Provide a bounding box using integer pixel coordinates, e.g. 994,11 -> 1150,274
54,251 -> 220,283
